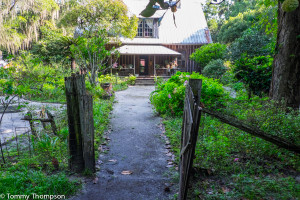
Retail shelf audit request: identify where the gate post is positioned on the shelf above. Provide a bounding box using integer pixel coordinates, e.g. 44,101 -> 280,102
178,79 -> 202,200
65,74 -> 95,173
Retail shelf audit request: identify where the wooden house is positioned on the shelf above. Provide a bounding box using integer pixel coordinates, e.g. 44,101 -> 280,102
112,0 -> 212,77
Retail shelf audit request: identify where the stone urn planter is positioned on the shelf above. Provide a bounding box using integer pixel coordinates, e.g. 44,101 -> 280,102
101,83 -> 113,99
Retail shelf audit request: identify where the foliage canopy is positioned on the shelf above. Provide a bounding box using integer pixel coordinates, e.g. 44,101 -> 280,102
190,43 -> 227,69
59,0 -> 138,39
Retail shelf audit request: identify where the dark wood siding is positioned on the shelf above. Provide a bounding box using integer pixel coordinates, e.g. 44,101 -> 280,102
163,44 -> 202,72
149,55 -> 154,76
135,55 -> 139,75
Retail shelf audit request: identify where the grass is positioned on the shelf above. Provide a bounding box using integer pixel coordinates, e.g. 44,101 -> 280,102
0,165 -> 80,196
113,82 -> 128,91
0,121 -> 81,197
162,115 -> 300,199
93,97 -> 114,159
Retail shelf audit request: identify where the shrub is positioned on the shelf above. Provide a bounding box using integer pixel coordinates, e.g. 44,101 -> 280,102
203,59 -> 227,79
85,80 -> 107,99
126,74 -> 136,85
234,55 -> 273,96
150,71 -> 227,116
190,43 -> 227,69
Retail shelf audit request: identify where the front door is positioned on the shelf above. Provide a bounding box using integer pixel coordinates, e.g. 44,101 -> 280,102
139,56 -> 148,76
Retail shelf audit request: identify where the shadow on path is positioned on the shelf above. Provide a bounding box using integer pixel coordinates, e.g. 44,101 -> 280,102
70,86 -> 174,200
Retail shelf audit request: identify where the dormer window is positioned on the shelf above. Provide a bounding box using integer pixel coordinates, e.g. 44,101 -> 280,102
137,19 -> 154,38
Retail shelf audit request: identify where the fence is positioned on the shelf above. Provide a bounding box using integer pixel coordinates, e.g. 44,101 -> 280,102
0,110 -> 62,166
178,79 -> 202,200
178,79 -> 300,200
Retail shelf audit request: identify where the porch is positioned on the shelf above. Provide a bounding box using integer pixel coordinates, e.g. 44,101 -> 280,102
111,45 -> 182,77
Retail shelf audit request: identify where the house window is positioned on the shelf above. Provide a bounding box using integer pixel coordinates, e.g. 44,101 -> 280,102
136,19 -> 154,38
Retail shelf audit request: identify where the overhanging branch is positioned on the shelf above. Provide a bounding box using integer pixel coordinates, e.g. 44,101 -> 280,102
210,0 -> 225,5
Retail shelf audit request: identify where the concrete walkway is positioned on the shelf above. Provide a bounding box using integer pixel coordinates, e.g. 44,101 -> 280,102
71,86 -> 174,200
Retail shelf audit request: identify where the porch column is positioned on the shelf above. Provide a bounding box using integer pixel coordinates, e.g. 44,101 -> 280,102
134,55 -> 136,75
154,55 -> 156,76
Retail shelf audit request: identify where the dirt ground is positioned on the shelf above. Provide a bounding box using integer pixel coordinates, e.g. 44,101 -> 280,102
70,86 -> 175,200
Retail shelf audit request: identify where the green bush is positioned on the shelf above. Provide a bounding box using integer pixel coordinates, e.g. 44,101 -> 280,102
126,74 -> 136,85
203,59 -> 227,79
150,71 -> 227,116
85,80 -> 108,99
190,43 -> 227,69
234,55 -> 273,96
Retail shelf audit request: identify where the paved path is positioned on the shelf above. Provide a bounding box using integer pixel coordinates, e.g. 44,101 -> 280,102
71,86 -> 173,200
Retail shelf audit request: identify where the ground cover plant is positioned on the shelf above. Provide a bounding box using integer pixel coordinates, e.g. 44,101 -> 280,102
152,71 -> 300,199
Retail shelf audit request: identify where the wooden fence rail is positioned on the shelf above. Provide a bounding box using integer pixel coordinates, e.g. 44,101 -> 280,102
178,79 -> 299,200
178,79 -> 202,200
201,108 -> 300,153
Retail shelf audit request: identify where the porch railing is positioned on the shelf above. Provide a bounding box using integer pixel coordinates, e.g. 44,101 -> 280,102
154,68 -> 187,76
111,68 -> 134,76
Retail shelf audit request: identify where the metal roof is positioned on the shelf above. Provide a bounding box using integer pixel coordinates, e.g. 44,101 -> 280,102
117,45 -> 181,55
121,0 -> 212,45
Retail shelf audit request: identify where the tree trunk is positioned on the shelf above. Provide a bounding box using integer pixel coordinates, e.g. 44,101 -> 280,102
71,57 -> 76,71
269,2 -> 300,109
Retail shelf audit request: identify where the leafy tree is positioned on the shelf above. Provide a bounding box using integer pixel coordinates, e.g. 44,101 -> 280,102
255,0 -> 278,38
70,30 -> 117,86
59,0 -> 138,39
0,0 -> 60,54
31,30 -> 79,70
204,0 -> 257,42
217,11 -> 259,44
205,0 -> 300,108
229,28 -> 272,60
190,43 -> 227,69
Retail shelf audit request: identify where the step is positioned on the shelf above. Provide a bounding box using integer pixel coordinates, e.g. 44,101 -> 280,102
135,78 -> 155,85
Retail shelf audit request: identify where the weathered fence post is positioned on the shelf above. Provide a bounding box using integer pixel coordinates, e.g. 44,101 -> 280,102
178,79 -> 202,200
46,110 -> 58,135
0,138 -> 5,164
26,112 -> 36,136
65,74 -> 95,173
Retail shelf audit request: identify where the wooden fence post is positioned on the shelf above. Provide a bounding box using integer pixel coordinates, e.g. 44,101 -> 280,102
65,74 -> 95,173
26,112 -> 36,136
0,138 -> 5,164
46,110 -> 57,135
178,79 -> 202,200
